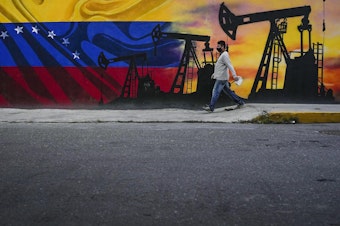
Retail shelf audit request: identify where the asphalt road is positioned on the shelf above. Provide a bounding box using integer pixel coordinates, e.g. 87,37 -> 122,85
1,123 -> 339,226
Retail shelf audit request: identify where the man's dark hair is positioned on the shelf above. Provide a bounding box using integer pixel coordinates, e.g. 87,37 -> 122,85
217,40 -> 225,48
217,40 -> 228,51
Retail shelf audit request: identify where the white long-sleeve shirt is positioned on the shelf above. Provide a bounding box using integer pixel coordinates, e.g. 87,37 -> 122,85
211,51 -> 237,81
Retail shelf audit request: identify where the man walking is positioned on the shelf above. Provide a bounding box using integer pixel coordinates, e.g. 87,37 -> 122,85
203,40 -> 245,112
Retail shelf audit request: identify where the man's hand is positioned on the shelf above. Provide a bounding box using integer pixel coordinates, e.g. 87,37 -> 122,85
234,76 -> 240,81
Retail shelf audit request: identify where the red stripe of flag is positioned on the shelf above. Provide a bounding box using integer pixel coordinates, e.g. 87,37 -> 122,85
64,67 -> 107,103
3,67 -> 53,105
34,67 -> 72,104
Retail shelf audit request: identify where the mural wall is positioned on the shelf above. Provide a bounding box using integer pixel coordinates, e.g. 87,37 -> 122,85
0,0 -> 339,107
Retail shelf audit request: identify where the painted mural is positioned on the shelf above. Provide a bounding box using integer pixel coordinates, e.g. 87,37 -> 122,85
0,0 -> 339,107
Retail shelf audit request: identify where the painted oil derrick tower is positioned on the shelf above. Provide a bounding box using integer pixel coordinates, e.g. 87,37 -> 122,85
219,2 -> 333,101
151,24 -> 214,96
98,52 -> 158,99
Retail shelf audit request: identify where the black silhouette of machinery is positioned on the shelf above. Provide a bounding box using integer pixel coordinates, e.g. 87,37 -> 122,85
151,24 -> 214,94
219,2 -> 333,101
98,52 -> 158,98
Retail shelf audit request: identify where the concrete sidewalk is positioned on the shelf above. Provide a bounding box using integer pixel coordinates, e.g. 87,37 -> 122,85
0,103 -> 339,123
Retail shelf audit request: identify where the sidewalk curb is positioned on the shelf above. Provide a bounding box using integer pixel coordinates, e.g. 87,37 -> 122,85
251,112 -> 340,124
0,104 -> 339,124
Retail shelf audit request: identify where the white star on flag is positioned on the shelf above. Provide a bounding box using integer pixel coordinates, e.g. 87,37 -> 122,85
48,30 -> 56,39
62,38 -> 70,46
72,50 -> 80,60
32,26 -> 39,34
14,26 -> 24,34
0,31 -> 9,40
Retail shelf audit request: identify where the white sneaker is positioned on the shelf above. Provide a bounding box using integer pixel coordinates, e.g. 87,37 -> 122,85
202,105 -> 213,112
235,103 -> 245,109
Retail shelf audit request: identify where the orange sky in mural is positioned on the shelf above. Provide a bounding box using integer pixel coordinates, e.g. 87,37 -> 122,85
0,0 -> 339,100
173,0 -> 340,100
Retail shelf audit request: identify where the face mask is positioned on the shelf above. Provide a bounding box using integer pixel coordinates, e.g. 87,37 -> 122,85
217,47 -> 223,53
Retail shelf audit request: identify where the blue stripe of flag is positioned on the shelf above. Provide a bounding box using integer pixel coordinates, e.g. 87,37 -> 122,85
0,22 -> 181,67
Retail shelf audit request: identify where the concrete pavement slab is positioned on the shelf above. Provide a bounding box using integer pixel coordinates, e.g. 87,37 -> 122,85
0,104 -> 339,123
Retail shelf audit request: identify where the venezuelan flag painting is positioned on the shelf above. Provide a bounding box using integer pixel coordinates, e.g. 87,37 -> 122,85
0,21 -> 181,106
0,0 -> 339,107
